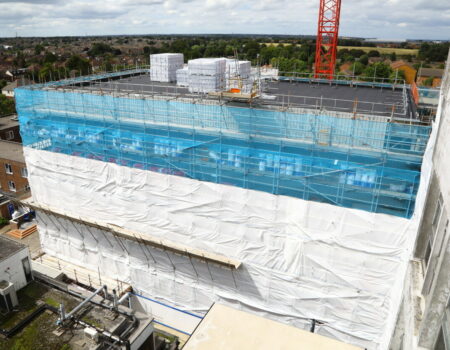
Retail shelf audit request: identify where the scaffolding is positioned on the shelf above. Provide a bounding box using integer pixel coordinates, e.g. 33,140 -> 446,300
15,70 -> 431,218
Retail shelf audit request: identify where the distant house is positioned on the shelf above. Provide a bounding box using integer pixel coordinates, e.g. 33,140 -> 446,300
1,79 -> 32,98
1,81 -> 17,98
417,67 -> 444,88
390,61 -> 417,84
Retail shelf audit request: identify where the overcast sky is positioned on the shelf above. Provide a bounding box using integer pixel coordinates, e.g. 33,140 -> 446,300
0,0 -> 449,39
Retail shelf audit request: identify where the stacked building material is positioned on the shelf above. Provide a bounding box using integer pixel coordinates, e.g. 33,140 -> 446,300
188,58 -> 226,93
224,59 -> 253,93
176,67 -> 189,87
150,53 -> 184,82
225,59 -> 251,79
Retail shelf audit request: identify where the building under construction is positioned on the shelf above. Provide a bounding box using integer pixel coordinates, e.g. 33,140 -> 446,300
14,57 -> 436,350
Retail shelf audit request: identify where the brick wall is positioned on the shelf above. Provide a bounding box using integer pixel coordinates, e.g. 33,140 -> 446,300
0,125 -> 22,143
0,158 -> 29,196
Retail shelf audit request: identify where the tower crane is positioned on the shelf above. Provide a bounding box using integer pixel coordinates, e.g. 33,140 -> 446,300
314,0 -> 342,79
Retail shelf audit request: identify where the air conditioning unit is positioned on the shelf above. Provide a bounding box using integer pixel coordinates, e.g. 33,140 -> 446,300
0,280 -> 18,312
84,327 -> 99,343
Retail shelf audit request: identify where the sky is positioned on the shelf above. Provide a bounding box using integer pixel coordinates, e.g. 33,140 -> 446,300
0,0 -> 449,39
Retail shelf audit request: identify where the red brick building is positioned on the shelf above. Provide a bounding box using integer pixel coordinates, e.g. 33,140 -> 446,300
0,140 -> 30,219
0,115 -> 22,143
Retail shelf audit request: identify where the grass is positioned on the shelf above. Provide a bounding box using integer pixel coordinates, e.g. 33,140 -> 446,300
337,46 -> 419,56
44,297 -> 60,308
263,43 -> 419,56
81,315 -> 103,329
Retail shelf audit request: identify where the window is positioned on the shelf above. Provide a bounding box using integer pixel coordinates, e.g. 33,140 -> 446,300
423,219 -> 448,296
21,167 -> 28,178
4,163 -> 12,174
6,130 -> 14,140
7,180 -> 16,192
425,194 -> 444,269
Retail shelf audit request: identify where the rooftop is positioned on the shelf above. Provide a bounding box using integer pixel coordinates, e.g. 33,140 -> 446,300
183,303 -> 363,350
0,140 -> 25,163
0,235 -> 27,262
0,115 -> 19,131
419,67 -> 444,78
41,70 -> 416,120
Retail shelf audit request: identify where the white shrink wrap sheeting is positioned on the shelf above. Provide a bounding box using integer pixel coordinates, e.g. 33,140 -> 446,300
150,53 -> 184,82
176,67 -> 189,87
188,58 -> 226,76
188,58 -> 226,93
24,147 -> 427,349
225,59 -> 251,78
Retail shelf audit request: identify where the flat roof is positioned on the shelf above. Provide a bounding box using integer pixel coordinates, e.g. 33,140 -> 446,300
183,304 -> 363,350
60,72 -> 415,119
0,140 -> 25,163
0,235 -> 27,262
0,115 -> 19,131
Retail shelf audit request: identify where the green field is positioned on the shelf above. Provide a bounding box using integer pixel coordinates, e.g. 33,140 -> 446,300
338,46 -> 418,56
264,43 -> 418,56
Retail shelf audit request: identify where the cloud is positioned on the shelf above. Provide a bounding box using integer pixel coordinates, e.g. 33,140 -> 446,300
0,0 -> 60,3
0,0 -> 448,39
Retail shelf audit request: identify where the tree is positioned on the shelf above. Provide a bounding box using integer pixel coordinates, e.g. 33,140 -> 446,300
389,69 -> 405,83
43,51 -> 57,64
390,52 -> 397,61
88,42 -> 116,57
423,76 -> 434,87
359,54 -> 369,65
419,42 -> 450,62
66,55 -> 90,75
0,94 -> 16,116
367,50 -> 380,57
363,62 -> 393,80
34,44 -> 44,55
351,61 -> 365,75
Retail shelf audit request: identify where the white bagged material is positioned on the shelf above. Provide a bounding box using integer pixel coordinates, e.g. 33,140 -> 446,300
225,59 -> 251,79
176,67 -> 189,87
188,75 -> 225,93
150,53 -> 184,82
188,58 -> 226,76
188,58 -> 227,93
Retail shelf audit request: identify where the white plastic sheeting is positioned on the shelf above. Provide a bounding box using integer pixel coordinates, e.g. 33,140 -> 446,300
188,58 -> 226,93
25,147 -> 421,349
150,53 -> 184,83
225,59 -> 251,78
176,67 -> 189,87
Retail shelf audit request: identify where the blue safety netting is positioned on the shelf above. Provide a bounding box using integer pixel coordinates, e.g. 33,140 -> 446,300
15,83 -> 431,218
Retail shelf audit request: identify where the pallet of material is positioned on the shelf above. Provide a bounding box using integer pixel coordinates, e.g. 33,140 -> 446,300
7,224 -> 37,239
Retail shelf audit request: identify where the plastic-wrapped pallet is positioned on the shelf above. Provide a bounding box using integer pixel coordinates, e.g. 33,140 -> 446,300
188,58 -> 226,93
150,53 -> 184,82
176,67 -> 189,87
225,59 -> 251,79
188,58 -> 226,76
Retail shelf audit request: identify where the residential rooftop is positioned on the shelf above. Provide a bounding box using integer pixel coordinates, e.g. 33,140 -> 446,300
0,115 -> 19,131
0,235 -> 26,262
0,140 -> 25,163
